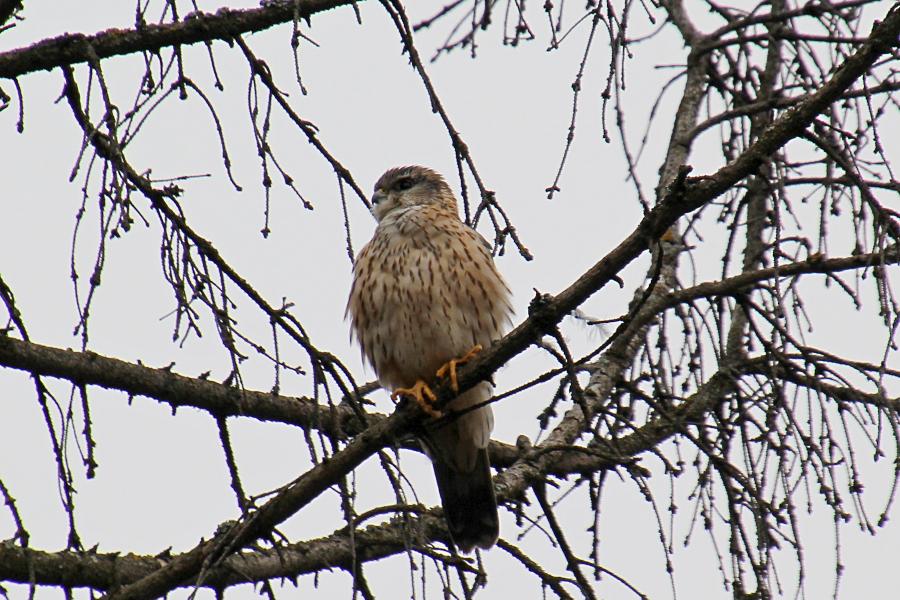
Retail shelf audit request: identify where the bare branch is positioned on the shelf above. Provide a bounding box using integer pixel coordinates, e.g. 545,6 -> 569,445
0,0 -> 357,79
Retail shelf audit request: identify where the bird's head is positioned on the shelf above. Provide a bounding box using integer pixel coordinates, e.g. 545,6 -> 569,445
370,165 -> 456,222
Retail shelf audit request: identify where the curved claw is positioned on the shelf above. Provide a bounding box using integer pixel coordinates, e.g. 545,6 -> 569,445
435,344 -> 483,394
392,380 -> 441,418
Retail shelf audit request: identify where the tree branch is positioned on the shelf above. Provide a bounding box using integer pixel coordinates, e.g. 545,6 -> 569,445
0,510 -> 450,591
0,334 -> 378,438
742,356 -> 900,413
0,0 -> 357,79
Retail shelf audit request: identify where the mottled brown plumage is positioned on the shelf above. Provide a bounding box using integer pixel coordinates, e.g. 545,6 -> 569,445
346,166 -> 512,552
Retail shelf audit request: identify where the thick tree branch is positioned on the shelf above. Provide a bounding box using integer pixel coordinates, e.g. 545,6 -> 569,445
0,0 -> 356,79
0,334 -> 379,437
0,511 -> 450,591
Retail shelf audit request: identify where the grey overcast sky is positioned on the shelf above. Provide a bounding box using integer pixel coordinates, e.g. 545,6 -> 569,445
1,1 -> 898,598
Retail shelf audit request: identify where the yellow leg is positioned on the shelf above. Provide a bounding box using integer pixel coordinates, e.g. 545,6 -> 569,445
392,380 -> 442,418
435,344 -> 483,394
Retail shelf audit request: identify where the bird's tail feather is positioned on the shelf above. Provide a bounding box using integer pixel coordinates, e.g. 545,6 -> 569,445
432,447 -> 499,553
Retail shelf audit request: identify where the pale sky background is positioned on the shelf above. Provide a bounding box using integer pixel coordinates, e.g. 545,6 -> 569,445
1,1 -> 898,598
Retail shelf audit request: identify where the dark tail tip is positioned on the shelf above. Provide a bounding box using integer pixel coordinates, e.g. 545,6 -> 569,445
432,447 -> 499,553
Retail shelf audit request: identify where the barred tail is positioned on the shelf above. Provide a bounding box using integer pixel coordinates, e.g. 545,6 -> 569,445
432,446 -> 499,553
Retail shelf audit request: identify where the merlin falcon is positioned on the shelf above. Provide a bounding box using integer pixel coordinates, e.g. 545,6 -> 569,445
346,166 -> 513,552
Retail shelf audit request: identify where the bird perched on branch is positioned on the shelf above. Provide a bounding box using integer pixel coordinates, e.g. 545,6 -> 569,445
347,165 -> 512,553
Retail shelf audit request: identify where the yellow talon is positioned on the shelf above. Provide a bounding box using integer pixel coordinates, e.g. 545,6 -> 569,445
392,380 -> 442,418
435,344 -> 484,394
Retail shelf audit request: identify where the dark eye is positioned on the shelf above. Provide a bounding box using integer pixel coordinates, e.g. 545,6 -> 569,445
394,177 -> 415,191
